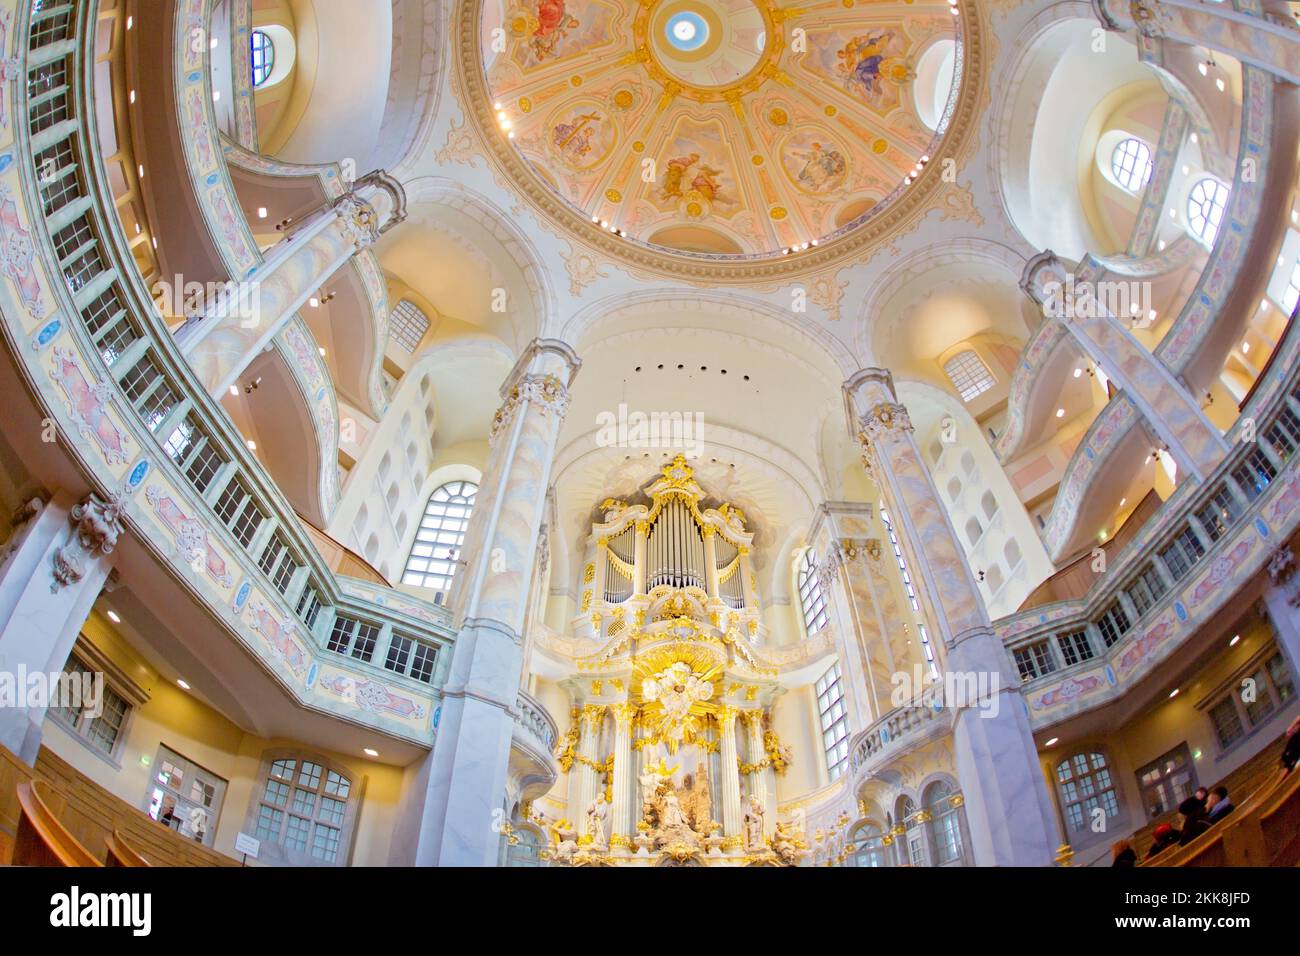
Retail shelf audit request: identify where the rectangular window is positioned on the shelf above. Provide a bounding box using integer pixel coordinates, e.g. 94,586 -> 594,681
388,300 -> 430,353
1160,527 -> 1205,581
82,286 -> 139,368
1057,630 -> 1094,667
295,586 -> 322,630
1094,601 -> 1131,648
1013,641 -> 1055,682
48,655 -> 132,757
1208,697 -> 1245,749
385,633 -> 412,674
214,477 -> 263,547
1136,744 -> 1196,820
1126,565 -> 1166,618
1233,448 -> 1277,502
1195,485 -> 1241,543
143,745 -> 227,847
816,661 -> 849,780
1265,407 -> 1300,462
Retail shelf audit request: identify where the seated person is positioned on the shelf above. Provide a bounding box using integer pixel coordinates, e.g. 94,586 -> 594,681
1283,715 -> 1300,774
1206,786 -> 1234,823
1145,823 -> 1180,858
1111,839 -> 1137,867
1177,796 -> 1212,846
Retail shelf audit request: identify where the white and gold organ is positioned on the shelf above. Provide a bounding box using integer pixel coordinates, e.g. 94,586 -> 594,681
532,457 -> 806,866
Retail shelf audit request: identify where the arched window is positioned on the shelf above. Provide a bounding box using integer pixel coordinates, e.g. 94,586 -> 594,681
943,350 -> 995,403
797,549 -> 828,635
850,823 -> 889,867
1055,750 -> 1120,834
1110,137 -> 1153,193
880,506 -> 937,676
815,661 -> 849,780
1186,178 -> 1230,245
401,480 -> 478,603
247,752 -> 357,866
389,299 -> 431,353
897,796 -> 928,866
924,781 -> 966,865
250,30 -> 275,88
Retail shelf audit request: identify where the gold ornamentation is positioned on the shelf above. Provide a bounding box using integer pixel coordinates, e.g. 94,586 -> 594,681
590,680 -> 603,696
581,589 -> 592,611
583,563 -> 595,583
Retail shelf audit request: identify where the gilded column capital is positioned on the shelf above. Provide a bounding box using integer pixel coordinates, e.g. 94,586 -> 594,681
489,373 -> 571,446
634,519 -> 650,535
580,703 -> 606,729
717,705 -> 740,729
739,708 -> 764,730
612,703 -> 637,728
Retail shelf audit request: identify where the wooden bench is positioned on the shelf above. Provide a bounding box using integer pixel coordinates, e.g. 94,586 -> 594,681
105,830 -> 151,867
13,780 -> 102,867
1147,767 -> 1300,867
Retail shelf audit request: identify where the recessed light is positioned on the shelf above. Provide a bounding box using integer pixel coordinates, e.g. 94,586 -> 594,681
318,347 -> 326,357
1119,497 -> 1127,508
1241,341 -> 1250,354
1056,408 -> 1065,418
309,297 -> 319,308
363,748 -> 379,757
1045,737 -> 1059,747
129,89 -> 136,104
229,385 -> 239,396
177,679 -> 190,690
1073,368 -> 1082,378
1169,688 -> 1180,699
246,439 -> 257,451
257,207 -> 268,219
1230,634 -> 1240,646
106,610 -> 121,623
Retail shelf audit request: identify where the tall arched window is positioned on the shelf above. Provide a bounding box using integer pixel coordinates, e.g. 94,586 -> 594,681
850,822 -> 889,867
943,350 -> 995,402
1110,137 -> 1153,193
797,549 -> 828,635
401,481 -> 477,603
880,506 -> 937,677
924,780 -> 966,865
1187,178 -> 1230,245
1055,750 -> 1120,834
247,752 -> 358,866
250,30 -> 275,88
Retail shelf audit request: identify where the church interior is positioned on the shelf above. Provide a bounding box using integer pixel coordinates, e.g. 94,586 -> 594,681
0,0 -> 1298,871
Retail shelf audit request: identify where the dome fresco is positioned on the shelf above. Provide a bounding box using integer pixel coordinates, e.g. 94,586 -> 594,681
480,0 -> 962,260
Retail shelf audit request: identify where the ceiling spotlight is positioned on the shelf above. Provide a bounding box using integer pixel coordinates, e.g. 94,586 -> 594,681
177,679 -> 191,690
1073,368 -> 1082,378
1056,408 -> 1065,418
364,747 -> 379,757
1119,497 -> 1127,508
257,207 -> 268,219
1169,688 -> 1180,699
107,610 -> 121,623
246,439 -> 257,451
1045,737 -> 1059,747
1229,634 -> 1240,646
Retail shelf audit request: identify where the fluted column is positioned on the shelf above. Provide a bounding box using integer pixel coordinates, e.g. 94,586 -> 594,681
178,172 -> 406,400
844,368 -> 1059,866
609,703 -> 637,847
742,710 -> 774,835
577,704 -> 607,833
718,706 -> 742,838
407,340 -> 581,866
0,492 -> 125,763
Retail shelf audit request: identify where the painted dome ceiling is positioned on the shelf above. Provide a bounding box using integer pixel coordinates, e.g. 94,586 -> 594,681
476,0 -> 964,265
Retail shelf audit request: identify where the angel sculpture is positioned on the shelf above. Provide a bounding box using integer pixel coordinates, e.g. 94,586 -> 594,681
642,661 -> 713,743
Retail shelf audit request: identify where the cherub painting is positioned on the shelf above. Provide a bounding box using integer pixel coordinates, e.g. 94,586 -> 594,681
661,153 -> 731,206
528,0 -> 580,62
791,140 -> 847,193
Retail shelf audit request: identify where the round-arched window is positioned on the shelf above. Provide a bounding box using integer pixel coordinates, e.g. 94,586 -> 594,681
401,481 -> 478,603
1187,178 -> 1230,245
251,29 -> 275,88
797,549 -> 828,636
1109,138 -> 1153,193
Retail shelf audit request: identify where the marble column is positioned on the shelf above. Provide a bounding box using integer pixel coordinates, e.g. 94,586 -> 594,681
575,704 -> 605,836
844,368 -> 1059,866
742,710 -> 774,835
1022,252 -> 1229,480
718,706 -> 742,838
609,703 -> 636,846
0,492 -> 125,764
411,340 -> 581,866
177,172 -> 406,400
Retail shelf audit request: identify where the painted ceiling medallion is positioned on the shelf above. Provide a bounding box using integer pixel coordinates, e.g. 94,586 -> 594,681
468,0 -> 979,278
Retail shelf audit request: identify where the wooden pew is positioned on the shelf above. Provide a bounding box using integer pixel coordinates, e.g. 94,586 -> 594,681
13,780 -> 102,867
105,830 -> 151,867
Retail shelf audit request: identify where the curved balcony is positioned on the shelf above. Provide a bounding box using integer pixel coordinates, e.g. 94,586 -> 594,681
848,697 -> 956,786
509,689 -> 560,802
997,316 -> 1300,729
0,0 -> 451,749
